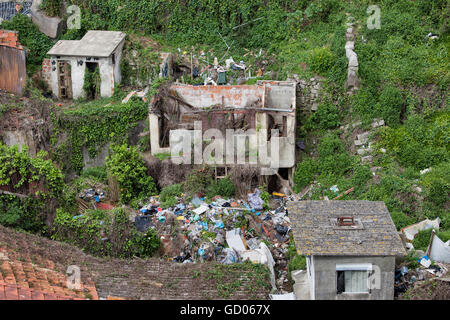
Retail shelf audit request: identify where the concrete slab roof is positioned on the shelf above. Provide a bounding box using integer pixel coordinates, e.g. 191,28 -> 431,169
47,30 -> 126,58
287,200 -> 407,257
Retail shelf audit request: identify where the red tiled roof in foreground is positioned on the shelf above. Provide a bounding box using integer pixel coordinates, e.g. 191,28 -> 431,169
0,30 -> 24,50
0,248 -> 98,300
0,282 -> 86,300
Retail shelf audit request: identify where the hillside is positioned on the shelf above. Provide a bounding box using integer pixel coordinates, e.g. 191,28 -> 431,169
0,0 -> 449,300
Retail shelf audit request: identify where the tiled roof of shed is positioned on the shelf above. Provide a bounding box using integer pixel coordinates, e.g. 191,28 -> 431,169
287,200 -> 406,256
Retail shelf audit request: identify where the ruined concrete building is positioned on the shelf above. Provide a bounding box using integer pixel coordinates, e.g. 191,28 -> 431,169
148,81 -> 297,192
288,201 -> 406,300
46,30 -> 126,99
0,29 -> 26,95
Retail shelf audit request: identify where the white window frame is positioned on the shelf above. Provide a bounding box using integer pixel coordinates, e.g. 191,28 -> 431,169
336,263 -> 372,294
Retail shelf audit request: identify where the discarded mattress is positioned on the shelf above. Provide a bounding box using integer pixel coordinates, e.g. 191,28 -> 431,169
428,233 -> 450,263
401,218 -> 440,241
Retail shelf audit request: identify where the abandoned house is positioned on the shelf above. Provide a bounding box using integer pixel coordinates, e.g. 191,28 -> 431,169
0,29 -> 26,96
46,30 -> 126,99
288,200 -> 406,300
148,81 -> 297,192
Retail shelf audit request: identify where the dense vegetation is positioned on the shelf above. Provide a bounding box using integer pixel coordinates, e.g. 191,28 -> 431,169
0,0 -> 448,271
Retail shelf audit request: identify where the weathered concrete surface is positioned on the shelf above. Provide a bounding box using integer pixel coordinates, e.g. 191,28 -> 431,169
47,32 -> 126,99
2,129 -> 38,156
291,269 -> 311,300
31,0 -> 62,39
82,144 -> 109,170
171,84 -> 264,109
312,255 -> 395,300
47,31 -> 126,57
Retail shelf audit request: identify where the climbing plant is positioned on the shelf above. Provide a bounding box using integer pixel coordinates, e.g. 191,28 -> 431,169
105,143 -> 156,204
0,144 -> 66,233
50,98 -> 148,174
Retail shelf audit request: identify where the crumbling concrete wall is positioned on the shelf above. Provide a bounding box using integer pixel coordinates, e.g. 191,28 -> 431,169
171,84 -> 264,109
30,0 -> 62,39
149,82 -> 297,171
311,255 -> 395,300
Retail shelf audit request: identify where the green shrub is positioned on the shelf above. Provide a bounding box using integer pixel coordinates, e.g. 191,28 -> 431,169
39,0 -> 62,17
80,166 -> 107,182
206,177 -> 235,199
426,180 -> 449,207
0,14 -> 53,74
412,228 -> 450,252
351,165 -> 372,190
293,158 -> 318,192
105,144 -> 156,204
159,184 -> 183,208
306,100 -> 341,130
182,167 -> 214,196
308,47 -> 334,75
377,85 -> 404,126
0,144 -> 66,233
390,211 -> 413,230
317,134 -> 352,178
52,207 -> 160,258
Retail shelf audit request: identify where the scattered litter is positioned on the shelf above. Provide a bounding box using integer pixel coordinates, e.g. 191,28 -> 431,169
132,187 -> 294,292
269,292 -> 296,300
418,255 -> 432,268
402,218 -> 440,241
428,231 -> 450,263
248,188 -> 264,210
226,228 -> 247,252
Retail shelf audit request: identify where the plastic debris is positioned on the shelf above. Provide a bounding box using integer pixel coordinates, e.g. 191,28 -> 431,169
132,186 -> 295,292
248,188 -> 264,210
226,228 -> 247,252
402,218 -> 440,241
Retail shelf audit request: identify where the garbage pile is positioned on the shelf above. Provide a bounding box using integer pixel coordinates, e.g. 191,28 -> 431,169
395,217 -> 450,298
135,188 -> 295,292
394,262 -> 449,298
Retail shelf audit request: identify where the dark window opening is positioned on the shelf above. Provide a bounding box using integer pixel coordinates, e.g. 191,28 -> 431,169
112,53 -> 116,65
84,62 -> 100,100
337,271 -> 345,294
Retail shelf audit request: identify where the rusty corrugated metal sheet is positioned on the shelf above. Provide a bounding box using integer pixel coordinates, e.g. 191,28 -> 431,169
0,45 -> 26,96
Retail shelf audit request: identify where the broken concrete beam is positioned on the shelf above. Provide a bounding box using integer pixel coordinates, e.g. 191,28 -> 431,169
357,132 -> 370,143
372,119 -> 385,128
361,155 -> 373,163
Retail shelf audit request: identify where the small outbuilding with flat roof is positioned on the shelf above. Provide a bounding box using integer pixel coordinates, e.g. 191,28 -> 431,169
288,200 -> 406,300
46,30 -> 126,99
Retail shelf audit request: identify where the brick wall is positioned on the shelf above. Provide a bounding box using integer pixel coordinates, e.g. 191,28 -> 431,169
0,30 -> 23,50
41,58 -> 52,88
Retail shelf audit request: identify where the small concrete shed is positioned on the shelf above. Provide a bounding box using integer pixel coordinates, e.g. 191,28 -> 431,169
288,200 -> 406,300
46,30 -> 126,99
